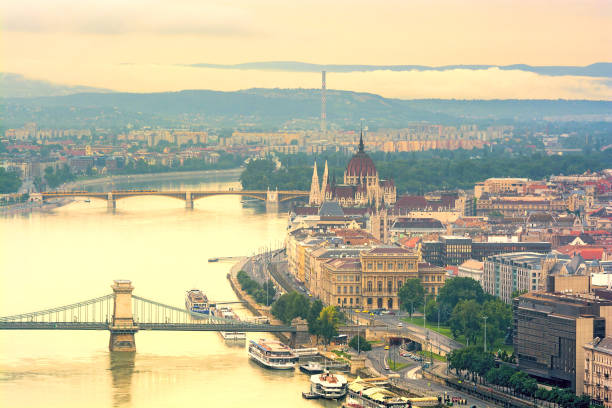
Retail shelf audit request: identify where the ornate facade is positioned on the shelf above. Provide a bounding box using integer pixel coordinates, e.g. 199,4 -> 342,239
309,132 -> 396,207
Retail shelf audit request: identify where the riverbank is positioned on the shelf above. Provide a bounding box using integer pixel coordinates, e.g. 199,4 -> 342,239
66,167 -> 243,189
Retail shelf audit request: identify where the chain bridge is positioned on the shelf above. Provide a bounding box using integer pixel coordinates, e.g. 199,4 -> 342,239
0,280 -> 296,351
33,189 -> 308,209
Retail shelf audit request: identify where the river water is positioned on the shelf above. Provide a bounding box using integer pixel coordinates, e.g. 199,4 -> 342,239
0,172 -> 335,408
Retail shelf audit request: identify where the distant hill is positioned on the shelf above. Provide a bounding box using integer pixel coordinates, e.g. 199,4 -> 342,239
0,73 -> 114,98
188,61 -> 612,78
2,88 -> 611,130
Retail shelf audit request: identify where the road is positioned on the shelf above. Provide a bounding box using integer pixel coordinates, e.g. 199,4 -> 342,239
365,345 -> 502,408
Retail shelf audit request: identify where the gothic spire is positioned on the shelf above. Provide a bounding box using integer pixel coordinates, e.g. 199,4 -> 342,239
358,126 -> 364,153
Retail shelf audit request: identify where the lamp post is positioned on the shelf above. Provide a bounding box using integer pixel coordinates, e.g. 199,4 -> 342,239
483,316 -> 488,353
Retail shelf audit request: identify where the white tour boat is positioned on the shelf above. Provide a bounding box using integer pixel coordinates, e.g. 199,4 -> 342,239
248,339 -> 298,370
212,306 -> 246,340
309,371 -> 348,399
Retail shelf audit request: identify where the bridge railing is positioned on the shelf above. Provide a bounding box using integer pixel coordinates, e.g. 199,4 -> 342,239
0,294 -> 115,324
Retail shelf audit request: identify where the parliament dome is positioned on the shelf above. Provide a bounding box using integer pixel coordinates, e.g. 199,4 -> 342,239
345,133 -> 377,178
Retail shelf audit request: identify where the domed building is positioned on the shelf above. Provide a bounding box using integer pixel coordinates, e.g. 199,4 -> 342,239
309,132 -> 396,207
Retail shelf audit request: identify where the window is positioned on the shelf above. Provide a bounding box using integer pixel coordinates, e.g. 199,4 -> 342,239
368,263 -> 373,270
378,281 -> 383,292
367,281 -> 372,292
437,275 -> 442,282
388,263 -> 393,269
338,298 -> 341,304
367,298 -> 372,305
349,286 -> 353,294
424,275 -> 429,282
397,263 -> 403,269
337,286 -> 341,294
388,281 -> 392,293
344,286 -> 347,294
356,286 -> 360,294
398,281 -> 402,289
356,297 -> 360,304
377,262 -> 383,269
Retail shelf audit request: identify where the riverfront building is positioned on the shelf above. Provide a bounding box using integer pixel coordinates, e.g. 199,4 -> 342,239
513,290 -> 612,392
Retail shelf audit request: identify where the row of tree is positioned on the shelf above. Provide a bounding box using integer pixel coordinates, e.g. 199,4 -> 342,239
236,271 -> 276,306
44,164 -> 76,188
239,149 -> 612,194
0,167 -> 22,193
448,347 -> 590,408
270,291 -> 342,344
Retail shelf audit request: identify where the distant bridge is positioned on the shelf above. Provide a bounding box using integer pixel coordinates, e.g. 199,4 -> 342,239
0,280 -> 296,351
33,189 -> 309,209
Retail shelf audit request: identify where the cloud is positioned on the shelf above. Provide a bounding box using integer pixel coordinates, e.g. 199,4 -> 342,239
1,0 -> 256,36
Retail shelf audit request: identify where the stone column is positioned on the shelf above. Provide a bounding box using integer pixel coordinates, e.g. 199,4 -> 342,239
185,192 -> 193,209
109,280 -> 138,352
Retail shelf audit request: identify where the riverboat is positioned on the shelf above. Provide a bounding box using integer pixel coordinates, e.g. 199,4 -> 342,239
248,339 -> 298,370
343,378 -> 411,408
212,306 -> 246,340
308,371 -> 348,399
185,289 -> 214,318
299,361 -> 324,374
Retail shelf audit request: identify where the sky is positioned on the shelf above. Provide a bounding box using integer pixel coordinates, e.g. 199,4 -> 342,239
2,0 -> 612,99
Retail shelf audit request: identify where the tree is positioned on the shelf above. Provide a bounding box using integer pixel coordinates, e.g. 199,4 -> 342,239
349,335 -> 371,352
425,298 -> 452,324
448,299 -> 482,344
0,168 -> 22,193
437,277 -> 485,312
480,299 -> 512,348
317,306 -> 340,345
398,278 -> 424,316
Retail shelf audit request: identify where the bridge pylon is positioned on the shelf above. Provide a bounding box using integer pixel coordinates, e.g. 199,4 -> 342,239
109,280 -> 138,352
107,193 -> 116,210
185,192 -> 193,209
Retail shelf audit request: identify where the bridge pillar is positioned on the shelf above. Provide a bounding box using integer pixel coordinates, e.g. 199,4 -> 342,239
289,317 -> 310,348
185,192 -> 193,209
266,188 -> 279,212
109,280 -> 138,352
107,193 -> 116,210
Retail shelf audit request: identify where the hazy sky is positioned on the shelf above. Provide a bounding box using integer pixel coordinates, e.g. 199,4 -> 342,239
2,0 -> 612,99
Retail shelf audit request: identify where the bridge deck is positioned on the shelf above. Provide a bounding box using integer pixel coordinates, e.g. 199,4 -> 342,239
0,321 -> 296,332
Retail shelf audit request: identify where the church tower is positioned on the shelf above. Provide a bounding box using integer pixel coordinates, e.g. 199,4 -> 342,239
320,160 -> 329,202
309,161 -> 322,205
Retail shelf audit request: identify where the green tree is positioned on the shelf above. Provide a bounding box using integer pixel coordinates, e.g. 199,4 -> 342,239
437,277 -> 485,311
317,306 -> 340,345
0,168 -> 22,193
349,335 -> 371,352
398,278 -> 425,316
448,299 -> 482,345
481,299 -> 512,348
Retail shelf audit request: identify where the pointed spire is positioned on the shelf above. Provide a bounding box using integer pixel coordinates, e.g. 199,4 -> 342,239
309,161 -> 322,205
358,125 -> 364,153
320,160 -> 329,201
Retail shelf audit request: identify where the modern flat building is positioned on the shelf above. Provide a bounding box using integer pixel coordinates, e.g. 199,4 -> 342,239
484,252 -> 545,303
513,291 -> 612,392
584,337 -> 612,407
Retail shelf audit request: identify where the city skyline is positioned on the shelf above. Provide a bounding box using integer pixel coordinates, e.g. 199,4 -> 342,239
2,0 -> 611,99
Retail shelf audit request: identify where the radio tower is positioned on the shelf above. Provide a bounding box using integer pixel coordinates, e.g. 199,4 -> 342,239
321,70 -> 327,133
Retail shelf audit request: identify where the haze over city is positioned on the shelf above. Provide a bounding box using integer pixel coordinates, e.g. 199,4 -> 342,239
2,0 -> 611,99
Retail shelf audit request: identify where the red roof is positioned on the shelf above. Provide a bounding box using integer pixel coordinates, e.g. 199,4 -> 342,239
346,151 -> 377,177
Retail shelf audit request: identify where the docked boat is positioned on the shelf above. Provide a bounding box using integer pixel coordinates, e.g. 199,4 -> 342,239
299,361 -> 324,374
185,289 -> 214,318
212,306 -> 246,340
343,378 -> 411,408
248,339 -> 298,370
309,371 -> 348,400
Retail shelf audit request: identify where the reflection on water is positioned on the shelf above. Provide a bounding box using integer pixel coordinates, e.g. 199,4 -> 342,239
110,352 -> 135,407
0,174 -> 329,408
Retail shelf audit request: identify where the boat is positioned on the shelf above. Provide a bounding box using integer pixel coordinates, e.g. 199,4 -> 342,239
212,306 -> 246,340
248,339 -> 298,370
185,289 -> 214,318
208,258 -> 219,262
308,371 -> 348,400
84,199 -> 91,203
299,361 -> 324,374
343,378 -> 412,408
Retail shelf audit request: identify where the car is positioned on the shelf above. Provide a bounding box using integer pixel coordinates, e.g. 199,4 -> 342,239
370,313 -> 375,316
384,346 -> 389,350
397,322 -> 403,328
362,310 -> 369,313
381,310 -> 391,315
388,311 -> 396,315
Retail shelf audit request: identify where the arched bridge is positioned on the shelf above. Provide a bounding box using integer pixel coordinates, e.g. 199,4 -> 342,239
34,189 -> 309,209
0,280 -> 296,351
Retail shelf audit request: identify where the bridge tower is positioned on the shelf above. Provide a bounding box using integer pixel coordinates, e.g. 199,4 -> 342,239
109,280 -> 138,352
107,192 -> 116,210
185,191 -> 193,209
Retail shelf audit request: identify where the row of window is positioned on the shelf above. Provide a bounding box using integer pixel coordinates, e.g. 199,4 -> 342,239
337,285 -> 360,295
366,262 -> 416,271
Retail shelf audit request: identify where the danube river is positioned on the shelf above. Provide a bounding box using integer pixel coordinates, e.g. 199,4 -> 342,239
0,173 -> 335,408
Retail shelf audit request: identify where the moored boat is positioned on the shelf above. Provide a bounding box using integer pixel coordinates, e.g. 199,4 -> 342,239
212,306 -> 246,340
299,361 -> 324,374
248,339 -> 297,370
185,289 -> 214,318
343,378 -> 411,408
309,371 -> 348,399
